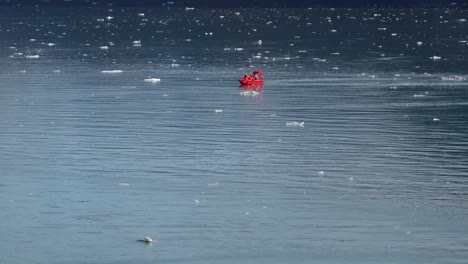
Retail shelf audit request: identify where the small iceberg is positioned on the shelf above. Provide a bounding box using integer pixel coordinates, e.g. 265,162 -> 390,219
101,70 -> 123,73
144,78 -> 161,83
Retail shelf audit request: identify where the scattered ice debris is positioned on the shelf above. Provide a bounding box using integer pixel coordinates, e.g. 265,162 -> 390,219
286,121 -> 304,127
137,237 -> 155,244
215,109 -> 223,113
171,63 -> 180,67
391,33 -> 398,36
240,90 -> 259,96
433,118 -> 440,122
106,16 -> 113,20
144,78 -> 161,83
101,70 -> 123,73
100,46 -> 109,50
457,18 -> 467,22
185,7 -> 194,10
318,171 -> 325,176
441,75 -> 466,81
430,56 -> 441,60
26,55 -> 40,59
48,43 -> 55,46
132,40 -> 141,46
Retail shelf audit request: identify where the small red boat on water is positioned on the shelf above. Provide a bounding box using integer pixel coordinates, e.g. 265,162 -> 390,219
239,70 -> 264,86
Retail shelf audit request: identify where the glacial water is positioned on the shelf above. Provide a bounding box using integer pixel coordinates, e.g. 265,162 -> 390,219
1,6 -> 468,264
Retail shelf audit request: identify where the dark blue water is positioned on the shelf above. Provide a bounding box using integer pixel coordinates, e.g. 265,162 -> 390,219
1,6 -> 468,264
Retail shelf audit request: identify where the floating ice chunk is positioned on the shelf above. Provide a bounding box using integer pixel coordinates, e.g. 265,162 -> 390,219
132,40 -> 141,46
194,199 -> 200,204
234,48 -> 243,51
30,38 -> 36,42
257,39 -> 262,45
391,33 -> 398,36
377,27 -> 387,30
240,90 -> 259,96
101,70 -> 123,73
413,94 -> 425,98
171,63 -> 179,67
144,78 -> 161,83
97,18 -> 104,22
100,46 -> 109,50
441,75 -> 466,81
215,109 -> 223,113
106,16 -> 113,20
332,66 -> 339,70
138,13 -> 145,17
433,118 -> 440,121
137,237 -> 155,243
286,121 -> 304,127
330,29 -> 337,32
331,52 -> 340,55
48,43 -> 55,46
430,56 -> 441,60
208,182 -> 220,187
26,55 -> 40,59
234,12 -> 240,15
318,171 -> 325,176
416,41 -> 423,45
185,7 -> 194,10
119,183 -> 130,186
53,70 -> 61,73
457,18 -> 467,22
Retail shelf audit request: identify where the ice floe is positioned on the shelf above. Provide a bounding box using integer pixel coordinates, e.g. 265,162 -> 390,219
286,121 -> 304,127
101,70 -> 123,73
144,78 -> 161,83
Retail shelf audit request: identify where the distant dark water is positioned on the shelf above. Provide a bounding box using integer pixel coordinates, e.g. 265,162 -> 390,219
1,6 -> 467,264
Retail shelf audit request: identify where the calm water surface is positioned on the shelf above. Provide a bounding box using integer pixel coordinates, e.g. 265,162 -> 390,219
1,6 -> 468,264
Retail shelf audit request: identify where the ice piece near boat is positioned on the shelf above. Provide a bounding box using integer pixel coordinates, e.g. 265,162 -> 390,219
144,78 -> 161,83
101,70 -> 123,73
286,121 -> 304,127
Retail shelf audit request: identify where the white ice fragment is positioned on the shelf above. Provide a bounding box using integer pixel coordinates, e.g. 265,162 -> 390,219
457,18 -> 467,22
100,46 -> 109,50
235,12 -> 240,15
441,75 -> 466,81
194,199 -> 200,204
234,48 -> 243,51
433,118 -> 440,121
240,90 -> 259,96
138,13 -> 145,17
119,183 -> 130,186
26,55 -> 40,59
215,109 -> 223,113
144,78 -> 161,83
106,16 -> 113,20
101,70 -> 123,73
48,43 -> 55,46
330,29 -> 337,32
185,7 -> 195,10
416,41 -> 423,45
430,56 -> 441,60
391,33 -> 397,36
257,39 -> 262,45
97,18 -> 105,22
53,70 -> 61,73
286,121 -> 304,127
377,27 -> 387,30
318,171 -> 325,176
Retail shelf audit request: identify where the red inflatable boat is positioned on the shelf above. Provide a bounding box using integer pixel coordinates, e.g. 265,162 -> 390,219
239,70 -> 264,86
